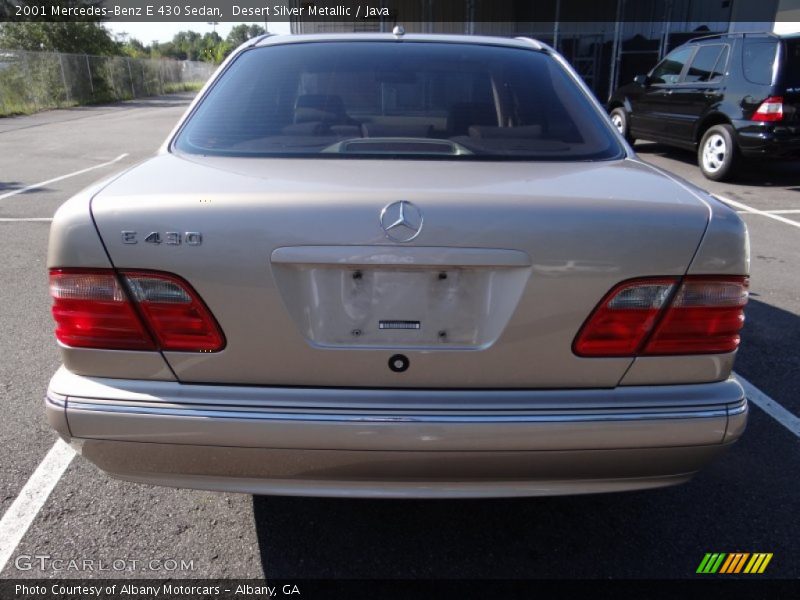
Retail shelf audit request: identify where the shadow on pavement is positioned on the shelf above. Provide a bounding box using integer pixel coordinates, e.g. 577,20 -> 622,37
252,425 -> 796,580
635,141 -> 800,189
251,298 -> 798,580
736,297 -> 800,410
0,182 -> 52,195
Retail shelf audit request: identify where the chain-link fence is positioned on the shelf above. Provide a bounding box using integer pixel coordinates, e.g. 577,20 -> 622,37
0,49 -> 216,116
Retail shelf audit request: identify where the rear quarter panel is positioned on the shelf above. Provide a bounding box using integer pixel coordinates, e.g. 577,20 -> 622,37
621,175 -> 749,385
47,183 -> 176,381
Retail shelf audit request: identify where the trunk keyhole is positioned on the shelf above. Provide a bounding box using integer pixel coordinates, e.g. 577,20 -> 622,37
388,354 -> 409,373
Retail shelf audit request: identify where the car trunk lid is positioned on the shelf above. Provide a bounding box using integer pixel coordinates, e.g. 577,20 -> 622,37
89,154 -> 710,388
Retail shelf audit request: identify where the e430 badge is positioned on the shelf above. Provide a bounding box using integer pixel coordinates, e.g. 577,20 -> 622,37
121,231 -> 202,246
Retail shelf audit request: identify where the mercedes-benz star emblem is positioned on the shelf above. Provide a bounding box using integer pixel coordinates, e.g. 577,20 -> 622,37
380,201 -> 423,243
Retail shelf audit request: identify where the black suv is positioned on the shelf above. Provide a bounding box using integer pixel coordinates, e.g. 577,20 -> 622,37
608,32 -> 800,180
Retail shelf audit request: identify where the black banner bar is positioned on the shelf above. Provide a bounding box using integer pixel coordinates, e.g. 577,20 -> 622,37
2,579 -> 798,600
0,0 -> 793,23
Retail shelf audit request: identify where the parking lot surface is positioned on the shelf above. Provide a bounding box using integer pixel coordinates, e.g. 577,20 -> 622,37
0,96 -> 797,580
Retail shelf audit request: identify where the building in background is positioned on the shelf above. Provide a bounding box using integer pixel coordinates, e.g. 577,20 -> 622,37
289,0 -> 800,100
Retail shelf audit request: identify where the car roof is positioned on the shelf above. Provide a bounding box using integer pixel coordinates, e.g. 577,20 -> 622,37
254,32 -> 546,52
688,31 -> 794,44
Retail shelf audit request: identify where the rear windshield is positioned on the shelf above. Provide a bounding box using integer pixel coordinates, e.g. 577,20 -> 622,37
173,41 -> 623,161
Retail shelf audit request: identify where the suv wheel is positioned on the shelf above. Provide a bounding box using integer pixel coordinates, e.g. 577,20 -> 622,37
610,107 -> 635,144
699,124 -> 739,181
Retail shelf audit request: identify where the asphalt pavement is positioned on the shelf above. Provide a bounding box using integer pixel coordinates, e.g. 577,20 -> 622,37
0,97 -> 797,581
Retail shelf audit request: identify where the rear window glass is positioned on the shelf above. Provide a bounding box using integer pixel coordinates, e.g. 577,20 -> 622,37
781,38 -> 800,87
173,41 -> 623,161
743,39 -> 778,85
685,45 -> 727,82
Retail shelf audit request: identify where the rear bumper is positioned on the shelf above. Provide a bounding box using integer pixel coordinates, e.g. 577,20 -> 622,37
734,120 -> 800,157
46,367 -> 747,498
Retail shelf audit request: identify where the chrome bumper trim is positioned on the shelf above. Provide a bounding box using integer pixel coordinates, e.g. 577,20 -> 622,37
728,397 -> 748,416
47,366 -> 746,412
46,392 -> 67,409
49,369 -> 745,453
63,397 -> 734,424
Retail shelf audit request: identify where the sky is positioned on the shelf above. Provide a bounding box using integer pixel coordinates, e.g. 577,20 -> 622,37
105,20 -> 291,44
774,21 -> 800,34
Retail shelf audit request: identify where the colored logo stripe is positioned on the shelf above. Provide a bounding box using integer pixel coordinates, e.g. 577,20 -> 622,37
744,553 -> 773,574
697,553 -> 726,573
697,552 -> 773,574
720,553 -> 749,573
719,554 -> 736,573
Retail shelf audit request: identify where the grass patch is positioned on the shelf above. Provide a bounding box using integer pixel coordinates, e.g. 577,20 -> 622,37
163,81 -> 205,94
0,82 -> 205,118
0,100 -> 78,117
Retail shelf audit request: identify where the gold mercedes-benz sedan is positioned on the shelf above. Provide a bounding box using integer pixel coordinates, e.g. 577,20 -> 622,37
45,32 -> 749,498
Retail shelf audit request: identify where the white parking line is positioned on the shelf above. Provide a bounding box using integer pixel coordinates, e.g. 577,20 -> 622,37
735,209 -> 800,215
0,439 -> 75,572
0,153 -> 128,201
717,195 -> 800,229
736,373 -> 800,438
0,218 -> 52,222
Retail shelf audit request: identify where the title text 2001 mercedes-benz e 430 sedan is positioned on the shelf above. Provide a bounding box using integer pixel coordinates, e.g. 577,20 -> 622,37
45,33 -> 749,498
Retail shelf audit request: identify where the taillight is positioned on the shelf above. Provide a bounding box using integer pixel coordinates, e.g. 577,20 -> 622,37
573,278 -> 678,357
49,269 -> 225,352
644,277 -> 748,355
50,270 -> 156,350
752,96 -> 783,122
574,276 -> 748,357
123,271 -> 225,352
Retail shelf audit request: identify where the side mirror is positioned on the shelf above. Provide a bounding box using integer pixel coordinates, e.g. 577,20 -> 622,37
633,74 -> 650,86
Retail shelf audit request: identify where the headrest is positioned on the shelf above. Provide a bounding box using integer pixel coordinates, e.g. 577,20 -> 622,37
468,125 -> 543,138
295,94 -> 345,114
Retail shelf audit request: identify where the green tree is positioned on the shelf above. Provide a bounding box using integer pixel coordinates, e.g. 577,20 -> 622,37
120,37 -> 150,59
198,31 -> 222,62
213,41 -> 233,63
0,1 -> 119,55
0,21 -> 119,54
153,30 -> 231,64
226,24 -> 266,47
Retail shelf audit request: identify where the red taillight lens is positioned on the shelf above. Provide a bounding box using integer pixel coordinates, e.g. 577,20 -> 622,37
50,270 -> 156,350
573,278 -> 678,357
643,277 -> 748,355
49,269 -> 224,352
123,271 -> 225,352
574,276 -> 748,358
752,96 -> 783,122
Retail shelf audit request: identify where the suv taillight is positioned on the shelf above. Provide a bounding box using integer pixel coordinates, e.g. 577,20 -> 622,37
49,269 -> 225,352
574,276 -> 748,357
752,96 -> 783,122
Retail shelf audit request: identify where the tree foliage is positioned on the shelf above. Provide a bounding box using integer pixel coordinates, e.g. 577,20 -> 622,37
0,4 -> 263,64
0,21 -> 119,55
154,30 -> 219,61
226,24 -> 266,47
0,0 -> 120,54
148,25 -> 265,62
